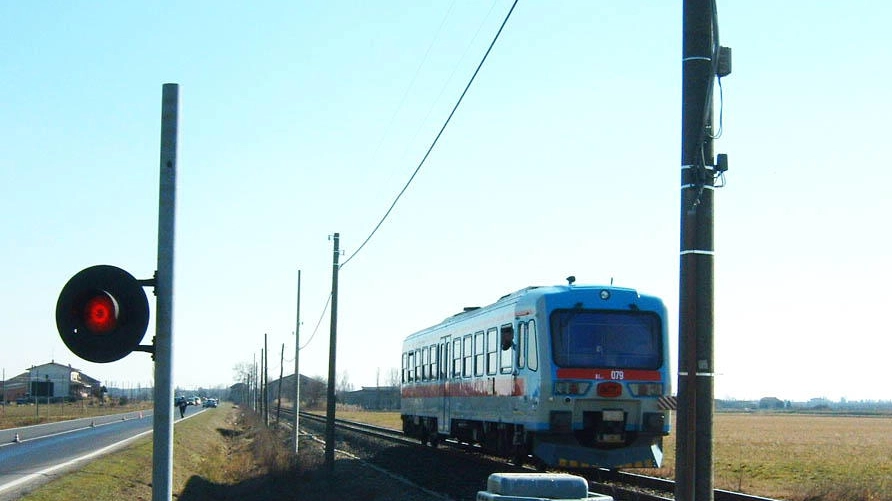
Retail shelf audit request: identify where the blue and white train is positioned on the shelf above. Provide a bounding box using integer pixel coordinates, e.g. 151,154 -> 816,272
400,280 -> 672,469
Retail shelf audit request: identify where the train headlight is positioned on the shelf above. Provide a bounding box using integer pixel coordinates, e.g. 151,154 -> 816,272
554,381 -> 592,396
628,383 -> 664,397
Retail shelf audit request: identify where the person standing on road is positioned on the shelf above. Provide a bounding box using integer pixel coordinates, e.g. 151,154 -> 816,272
178,398 -> 187,418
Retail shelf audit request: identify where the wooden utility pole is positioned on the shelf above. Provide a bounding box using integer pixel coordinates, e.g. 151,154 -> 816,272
677,1 -> 729,500
325,233 -> 340,473
276,343 -> 284,426
263,334 -> 269,427
294,270 -> 301,454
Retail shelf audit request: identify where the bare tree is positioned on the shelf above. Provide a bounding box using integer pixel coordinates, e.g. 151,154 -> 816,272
304,375 -> 326,409
336,371 -> 353,394
388,367 -> 400,387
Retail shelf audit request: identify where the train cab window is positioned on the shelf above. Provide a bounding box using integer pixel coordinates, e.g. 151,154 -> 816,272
528,320 -> 539,371
462,335 -> 473,378
452,338 -> 462,378
517,323 -> 527,369
500,323 -> 514,374
486,328 -> 498,375
474,331 -> 485,377
550,310 -> 661,369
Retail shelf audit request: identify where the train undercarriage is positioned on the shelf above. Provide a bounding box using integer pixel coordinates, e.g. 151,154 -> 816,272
401,414 -> 664,469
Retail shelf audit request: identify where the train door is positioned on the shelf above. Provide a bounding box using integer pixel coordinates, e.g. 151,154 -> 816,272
439,336 -> 450,433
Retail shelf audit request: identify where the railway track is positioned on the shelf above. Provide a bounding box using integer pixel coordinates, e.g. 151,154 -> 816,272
283,409 -> 778,501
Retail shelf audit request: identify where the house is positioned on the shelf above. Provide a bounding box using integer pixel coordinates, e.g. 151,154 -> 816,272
1,361 -> 101,403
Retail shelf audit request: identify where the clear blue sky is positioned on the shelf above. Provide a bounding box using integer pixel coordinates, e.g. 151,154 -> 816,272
2,1 -> 889,402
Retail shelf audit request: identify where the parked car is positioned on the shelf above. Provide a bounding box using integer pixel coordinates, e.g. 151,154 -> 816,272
203,398 -> 218,408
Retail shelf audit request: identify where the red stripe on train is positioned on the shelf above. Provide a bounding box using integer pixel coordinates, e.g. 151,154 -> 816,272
555,368 -> 662,381
401,378 -> 525,398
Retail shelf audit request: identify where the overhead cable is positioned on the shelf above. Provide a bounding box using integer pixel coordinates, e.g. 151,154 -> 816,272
340,0 -> 520,269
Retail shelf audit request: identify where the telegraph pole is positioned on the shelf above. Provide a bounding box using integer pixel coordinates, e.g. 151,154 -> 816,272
263,334 -> 269,427
324,233 -> 340,473
276,343 -> 284,425
677,1 -> 729,500
293,270 -> 301,454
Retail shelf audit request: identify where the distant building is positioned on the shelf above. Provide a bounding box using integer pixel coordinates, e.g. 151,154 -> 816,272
1,362 -> 101,402
758,396 -> 785,410
340,386 -> 400,410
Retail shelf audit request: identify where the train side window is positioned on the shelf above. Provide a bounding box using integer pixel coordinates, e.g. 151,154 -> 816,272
486,328 -> 498,375
421,347 -> 429,381
517,323 -> 527,369
463,335 -> 473,378
439,342 -> 448,380
407,351 -> 415,382
430,344 -> 439,381
452,338 -> 462,378
401,352 -> 408,383
528,319 -> 539,371
415,349 -> 423,381
500,323 -> 515,374
474,331 -> 485,377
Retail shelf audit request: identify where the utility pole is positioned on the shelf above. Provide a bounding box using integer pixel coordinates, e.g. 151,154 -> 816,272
263,334 -> 269,427
677,1 -> 729,500
152,83 -> 178,501
324,233 -> 340,473
294,270 -> 301,454
259,348 -> 264,420
276,343 -> 284,426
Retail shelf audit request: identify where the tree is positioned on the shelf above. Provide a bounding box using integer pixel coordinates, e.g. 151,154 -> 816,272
304,376 -> 326,409
336,371 -> 353,394
388,367 -> 400,387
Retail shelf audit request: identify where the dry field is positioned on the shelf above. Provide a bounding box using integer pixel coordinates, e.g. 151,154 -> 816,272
641,412 -> 891,500
335,410 -> 891,501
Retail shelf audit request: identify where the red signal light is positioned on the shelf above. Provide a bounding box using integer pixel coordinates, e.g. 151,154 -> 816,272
56,265 -> 150,363
83,293 -> 118,333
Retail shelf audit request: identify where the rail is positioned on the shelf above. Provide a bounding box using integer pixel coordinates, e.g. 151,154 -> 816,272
277,408 -> 780,501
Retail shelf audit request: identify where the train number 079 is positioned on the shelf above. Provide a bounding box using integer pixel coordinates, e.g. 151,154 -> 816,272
611,370 -> 624,380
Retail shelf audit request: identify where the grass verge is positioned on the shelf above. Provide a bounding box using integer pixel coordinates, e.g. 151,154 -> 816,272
17,402 -> 265,501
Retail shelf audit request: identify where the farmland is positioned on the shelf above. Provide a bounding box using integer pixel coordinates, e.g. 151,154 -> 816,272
336,409 -> 891,501
642,412 -> 891,500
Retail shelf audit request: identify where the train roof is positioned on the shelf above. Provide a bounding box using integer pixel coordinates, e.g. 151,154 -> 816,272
405,283 -> 654,342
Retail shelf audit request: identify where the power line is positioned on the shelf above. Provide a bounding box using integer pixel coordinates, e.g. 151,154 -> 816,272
340,0 -> 520,269
299,292 -> 332,351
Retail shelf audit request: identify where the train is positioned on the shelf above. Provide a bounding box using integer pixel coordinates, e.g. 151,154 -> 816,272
400,279 -> 672,469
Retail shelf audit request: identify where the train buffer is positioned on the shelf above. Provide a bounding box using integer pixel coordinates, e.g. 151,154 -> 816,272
477,473 -> 613,501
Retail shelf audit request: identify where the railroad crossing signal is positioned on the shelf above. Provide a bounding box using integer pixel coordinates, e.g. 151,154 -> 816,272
55,265 -> 151,363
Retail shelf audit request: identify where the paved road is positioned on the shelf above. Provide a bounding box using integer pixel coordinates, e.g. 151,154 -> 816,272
0,407 -> 203,500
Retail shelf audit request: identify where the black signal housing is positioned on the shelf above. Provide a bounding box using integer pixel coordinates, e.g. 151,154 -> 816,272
56,265 -> 150,363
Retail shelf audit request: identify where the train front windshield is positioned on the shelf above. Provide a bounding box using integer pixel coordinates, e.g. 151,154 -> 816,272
550,310 -> 662,369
